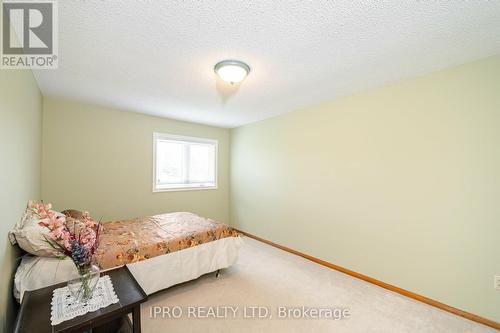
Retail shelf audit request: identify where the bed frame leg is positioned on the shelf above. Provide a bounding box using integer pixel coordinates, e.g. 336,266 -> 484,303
215,269 -> 221,279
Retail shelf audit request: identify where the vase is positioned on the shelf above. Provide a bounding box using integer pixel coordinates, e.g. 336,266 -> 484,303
67,264 -> 100,303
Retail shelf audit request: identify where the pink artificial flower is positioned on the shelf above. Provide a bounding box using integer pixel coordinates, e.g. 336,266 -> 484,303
60,230 -> 72,251
38,215 -> 65,232
82,211 -> 97,228
48,227 -> 63,240
79,228 -> 97,250
31,201 -> 56,221
31,201 -> 102,262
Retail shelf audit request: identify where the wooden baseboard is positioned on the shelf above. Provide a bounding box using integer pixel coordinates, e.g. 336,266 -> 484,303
235,229 -> 500,330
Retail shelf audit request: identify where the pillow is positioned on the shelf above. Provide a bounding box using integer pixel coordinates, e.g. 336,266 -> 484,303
62,209 -> 98,229
9,202 -> 64,257
61,209 -> 87,221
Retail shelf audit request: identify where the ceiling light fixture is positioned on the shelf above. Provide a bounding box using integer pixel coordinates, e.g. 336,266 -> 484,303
214,60 -> 251,84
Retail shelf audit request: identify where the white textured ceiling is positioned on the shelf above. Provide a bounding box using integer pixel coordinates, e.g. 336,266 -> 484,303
33,1 -> 500,128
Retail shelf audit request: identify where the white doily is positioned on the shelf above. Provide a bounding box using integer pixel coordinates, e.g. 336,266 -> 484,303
50,275 -> 119,325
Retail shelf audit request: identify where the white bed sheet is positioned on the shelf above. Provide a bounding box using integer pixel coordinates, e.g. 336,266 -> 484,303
14,236 -> 243,302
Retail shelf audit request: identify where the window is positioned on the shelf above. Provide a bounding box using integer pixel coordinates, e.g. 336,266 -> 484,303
153,133 -> 217,191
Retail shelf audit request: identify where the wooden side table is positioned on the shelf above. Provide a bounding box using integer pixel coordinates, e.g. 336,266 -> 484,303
14,266 -> 148,333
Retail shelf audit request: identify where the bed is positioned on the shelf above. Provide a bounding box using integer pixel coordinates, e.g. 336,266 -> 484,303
14,212 -> 242,302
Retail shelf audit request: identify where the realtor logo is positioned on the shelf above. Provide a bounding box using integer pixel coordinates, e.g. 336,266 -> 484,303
1,0 -> 58,69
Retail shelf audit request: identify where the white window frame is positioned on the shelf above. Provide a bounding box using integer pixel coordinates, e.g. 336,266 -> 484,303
153,132 -> 218,192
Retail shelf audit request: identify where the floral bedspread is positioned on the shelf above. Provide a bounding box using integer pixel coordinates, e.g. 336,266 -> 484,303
95,212 -> 239,269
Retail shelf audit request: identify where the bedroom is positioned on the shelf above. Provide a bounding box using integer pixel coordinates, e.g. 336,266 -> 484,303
1,1 -> 499,332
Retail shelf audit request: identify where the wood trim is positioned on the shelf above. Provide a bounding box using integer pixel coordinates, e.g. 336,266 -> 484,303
235,229 -> 500,331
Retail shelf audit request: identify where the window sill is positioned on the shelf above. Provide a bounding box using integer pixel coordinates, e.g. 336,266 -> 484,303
153,185 -> 218,193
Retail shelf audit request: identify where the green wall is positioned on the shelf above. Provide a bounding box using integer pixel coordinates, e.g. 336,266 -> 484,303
230,56 -> 500,322
0,69 -> 42,331
42,98 -> 230,223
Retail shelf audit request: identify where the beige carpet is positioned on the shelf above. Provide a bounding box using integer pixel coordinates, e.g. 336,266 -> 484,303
141,236 -> 496,333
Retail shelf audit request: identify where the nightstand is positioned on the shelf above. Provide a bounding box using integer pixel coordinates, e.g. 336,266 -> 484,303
14,266 -> 148,333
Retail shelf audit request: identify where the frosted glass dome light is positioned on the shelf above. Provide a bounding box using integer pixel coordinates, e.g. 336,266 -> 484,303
214,60 -> 251,84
